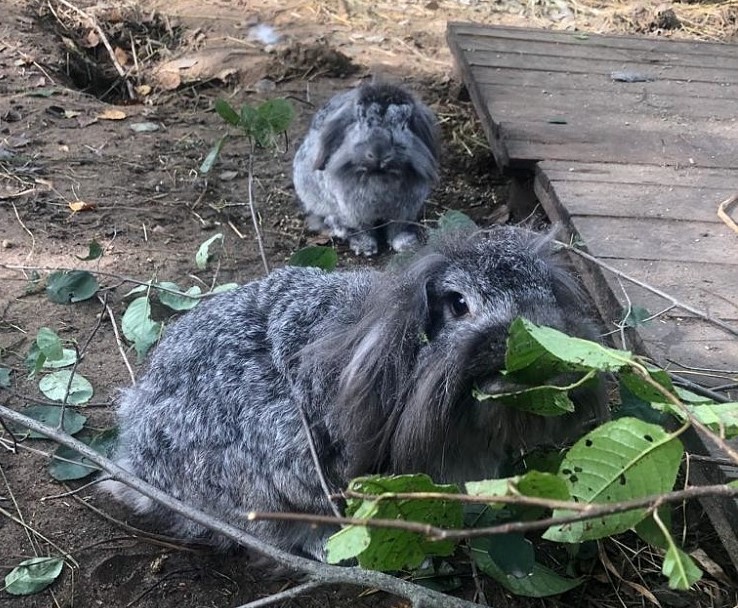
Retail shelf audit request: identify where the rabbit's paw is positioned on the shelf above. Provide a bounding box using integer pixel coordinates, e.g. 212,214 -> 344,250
349,231 -> 379,256
305,213 -> 328,233
389,229 -> 419,253
324,215 -> 349,239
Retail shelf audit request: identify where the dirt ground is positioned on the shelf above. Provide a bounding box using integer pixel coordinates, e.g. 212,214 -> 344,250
2,1 -> 738,607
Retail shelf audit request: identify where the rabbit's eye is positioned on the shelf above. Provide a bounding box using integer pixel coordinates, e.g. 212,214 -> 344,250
446,292 -> 470,318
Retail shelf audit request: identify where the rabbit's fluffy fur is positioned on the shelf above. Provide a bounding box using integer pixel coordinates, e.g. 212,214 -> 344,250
292,83 -> 439,256
102,227 -> 607,560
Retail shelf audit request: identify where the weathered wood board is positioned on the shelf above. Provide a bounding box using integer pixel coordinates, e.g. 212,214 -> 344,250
448,22 -> 738,568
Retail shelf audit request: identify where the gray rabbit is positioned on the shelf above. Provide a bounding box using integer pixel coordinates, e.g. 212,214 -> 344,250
292,83 -> 440,256
101,226 -> 607,560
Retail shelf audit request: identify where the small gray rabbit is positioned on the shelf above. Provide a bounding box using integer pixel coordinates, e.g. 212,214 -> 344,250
292,83 -> 440,256
101,226 -> 607,560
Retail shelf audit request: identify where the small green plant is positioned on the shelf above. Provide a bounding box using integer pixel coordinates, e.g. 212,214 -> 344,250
200,98 -> 295,174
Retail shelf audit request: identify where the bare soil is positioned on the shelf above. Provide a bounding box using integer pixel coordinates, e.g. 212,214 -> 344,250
2,1 -> 738,607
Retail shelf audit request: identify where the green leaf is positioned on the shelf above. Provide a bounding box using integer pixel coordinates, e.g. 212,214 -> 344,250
485,533 -> 535,578
470,538 -> 582,597
325,474 -> 463,570
195,233 -> 224,270
16,405 -> 87,438
663,545 -> 702,590
619,368 -> 674,404
214,99 -> 241,126
257,98 -> 294,134
288,246 -> 338,271
651,401 -> 738,438
42,348 -> 77,369
0,367 -> 10,388
48,428 -> 117,481
240,103 -> 258,127
466,471 -> 569,503
121,297 -> 162,361
635,509 -> 672,550
505,318 -> 634,384
473,381 -> 581,416
38,371 -> 93,405
324,521 -> 372,564
36,327 -> 63,361
75,239 -> 103,261
211,282 -> 239,294
623,305 -> 651,327
46,270 -> 99,304
674,386 -> 714,404
156,282 -> 202,311
3,557 -> 64,595
25,344 -> 46,375
543,418 -> 683,543
436,210 -> 477,233
615,380 -> 670,426
200,136 -> 226,174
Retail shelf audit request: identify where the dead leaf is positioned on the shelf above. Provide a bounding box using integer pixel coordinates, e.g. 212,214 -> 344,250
97,109 -> 127,121
154,70 -> 181,91
114,46 -> 129,67
69,201 -> 97,212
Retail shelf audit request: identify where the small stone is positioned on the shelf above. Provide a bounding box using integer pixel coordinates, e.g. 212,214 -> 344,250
254,78 -> 276,93
2,240 -> 13,248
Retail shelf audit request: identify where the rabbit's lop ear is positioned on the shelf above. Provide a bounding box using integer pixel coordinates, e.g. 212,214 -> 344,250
313,253 -> 447,475
409,104 -> 440,160
314,109 -> 354,171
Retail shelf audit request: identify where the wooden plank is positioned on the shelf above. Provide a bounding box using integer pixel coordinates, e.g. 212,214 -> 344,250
577,259 -> 738,322
449,22 -> 738,59
478,83 -> 734,123
566,216 -> 736,265
538,161 -> 738,189
464,50 -> 738,85
541,181 -> 734,223
503,122 -> 737,170
469,66 -> 738,101
454,31 -> 738,71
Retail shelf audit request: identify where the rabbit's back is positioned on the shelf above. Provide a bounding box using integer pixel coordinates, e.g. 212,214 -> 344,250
103,266 -> 374,553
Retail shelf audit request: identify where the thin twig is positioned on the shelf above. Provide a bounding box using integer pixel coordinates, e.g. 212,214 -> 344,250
234,581 -> 324,608
633,366 -> 738,466
11,202 -> 35,263
558,241 -> 738,337
0,405 -> 480,608
98,294 -> 136,385
298,404 -> 343,518
248,156 -> 270,274
57,342 -> 81,432
0,504 -> 79,568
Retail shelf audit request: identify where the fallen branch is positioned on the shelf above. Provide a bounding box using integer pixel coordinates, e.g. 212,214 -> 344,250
0,405 -> 480,608
4,405 -> 738,545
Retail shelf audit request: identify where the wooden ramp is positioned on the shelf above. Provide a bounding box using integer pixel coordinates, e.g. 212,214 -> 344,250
447,22 -> 737,387
447,22 -> 738,566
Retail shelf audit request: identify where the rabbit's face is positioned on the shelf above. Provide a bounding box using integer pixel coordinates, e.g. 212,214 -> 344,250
316,85 -> 439,185
314,228 -> 604,479
422,238 -> 570,391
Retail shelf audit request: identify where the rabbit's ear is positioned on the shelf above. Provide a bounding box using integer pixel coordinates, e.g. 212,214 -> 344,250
314,109 -> 355,170
304,253 -> 447,476
409,104 -> 440,159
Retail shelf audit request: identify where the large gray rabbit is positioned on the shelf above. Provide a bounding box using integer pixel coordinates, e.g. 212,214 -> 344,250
102,226 -> 607,560
292,83 -> 440,256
